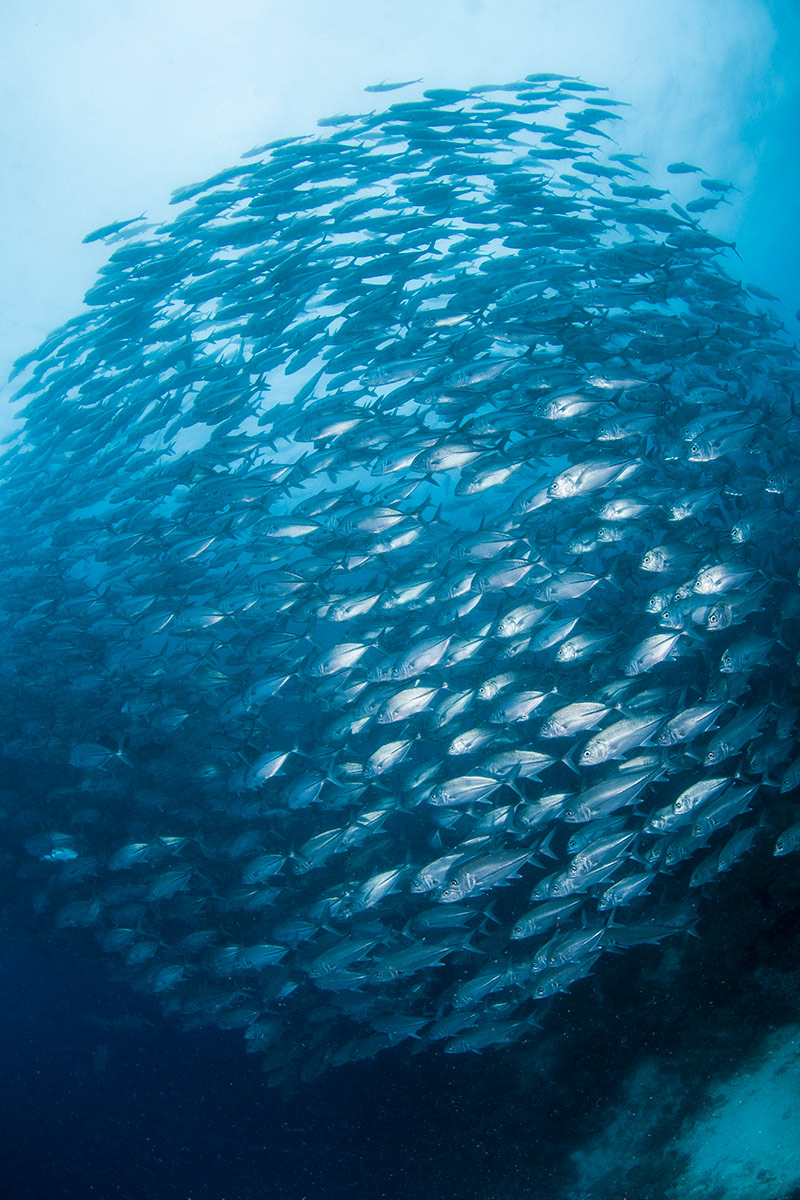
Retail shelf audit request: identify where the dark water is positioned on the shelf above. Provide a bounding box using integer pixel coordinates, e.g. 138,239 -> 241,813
3,839 -> 799,1200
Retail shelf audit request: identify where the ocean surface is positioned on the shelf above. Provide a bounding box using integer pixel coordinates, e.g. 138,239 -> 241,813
3,9 -> 800,1200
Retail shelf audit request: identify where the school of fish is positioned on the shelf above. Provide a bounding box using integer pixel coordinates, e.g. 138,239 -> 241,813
2,73 -> 799,1089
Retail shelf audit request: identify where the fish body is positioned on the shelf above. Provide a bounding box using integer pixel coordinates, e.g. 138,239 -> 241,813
579,715 -> 665,766
548,458 -> 633,499
539,701 -> 610,738
440,850 -> 533,903
656,704 -> 726,746
428,775 -> 504,807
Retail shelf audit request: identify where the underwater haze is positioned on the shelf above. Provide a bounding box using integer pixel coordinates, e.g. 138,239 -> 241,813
2,4 -> 800,1200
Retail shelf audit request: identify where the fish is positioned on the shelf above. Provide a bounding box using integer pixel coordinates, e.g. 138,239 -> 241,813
440,849 -> 534,903
1,70 -> 798,1089
363,79 -> 422,92
579,715 -> 666,766
539,701 -> 610,739
773,820 -> 800,856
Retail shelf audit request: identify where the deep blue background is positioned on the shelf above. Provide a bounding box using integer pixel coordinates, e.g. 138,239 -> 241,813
3,837 -> 800,1200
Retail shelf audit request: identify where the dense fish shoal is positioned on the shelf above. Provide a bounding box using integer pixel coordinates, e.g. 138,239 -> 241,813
1,73 -> 799,1091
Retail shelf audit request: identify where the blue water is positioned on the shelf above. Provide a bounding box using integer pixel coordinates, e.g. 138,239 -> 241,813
2,849 -> 798,1200
3,5 -> 800,1198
